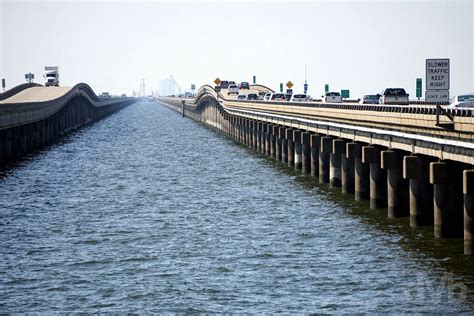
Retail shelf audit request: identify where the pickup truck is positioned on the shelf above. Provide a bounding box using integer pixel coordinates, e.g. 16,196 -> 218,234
379,88 -> 409,105
228,84 -> 239,95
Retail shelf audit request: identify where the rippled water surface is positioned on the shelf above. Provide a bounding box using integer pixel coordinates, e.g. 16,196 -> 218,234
1,102 -> 474,313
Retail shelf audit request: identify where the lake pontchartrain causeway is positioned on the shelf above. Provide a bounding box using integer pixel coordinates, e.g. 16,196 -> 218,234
0,89 -> 473,312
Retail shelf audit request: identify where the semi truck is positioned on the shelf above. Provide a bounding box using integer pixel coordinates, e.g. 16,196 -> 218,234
44,66 -> 59,87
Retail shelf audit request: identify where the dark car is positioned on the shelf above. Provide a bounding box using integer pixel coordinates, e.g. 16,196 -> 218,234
239,82 -> 250,89
220,81 -> 229,89
247,93 -> 258,100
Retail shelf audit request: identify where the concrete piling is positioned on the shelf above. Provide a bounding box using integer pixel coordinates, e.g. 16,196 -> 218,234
403,155 -> 433,227
363,145 -> 387,209
320,136 -> 332,183
277,127 -> 285,161
382,150 -> 409,218
310,134 -> 321,178
464,170 -> 474,255
286,128 -> 294,166
330,139 -> 344,188
271,125 -> 278,158
301,132 -> 311,174
293,130 -> 302,170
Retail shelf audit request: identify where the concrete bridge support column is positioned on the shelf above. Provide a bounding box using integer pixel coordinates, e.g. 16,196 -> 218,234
302,132 -> 311,174
430,162 -> 464,238
382,150 -> 409,218
262,123 -> 268,155
252,121 -> 258,150
320,136 -> 332,184
271,126 -> 278,158
282,128 -> 290,163
348,143 -> 367,200
277,127 -> 285,161
363,145 -> 387,209
244,120 -> 250,147
310,134 -> 321,178
464,170 -> 474,255
265,125 -> 272,156
293,130 -> 302,170
257,123 -> 263,152
330,139 -> 344,188
341,142 -> 355,194
286,129 -> 295,167
403,155 -> 433,227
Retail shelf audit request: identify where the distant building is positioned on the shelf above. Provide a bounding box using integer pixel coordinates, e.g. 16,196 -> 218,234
159,78 -> 176,96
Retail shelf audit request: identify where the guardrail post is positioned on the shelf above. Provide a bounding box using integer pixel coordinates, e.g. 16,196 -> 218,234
301,132 -> 311,174
464,170 -> 474,255
320,136 -> 332,183
403,155 -> 433,227
363,145 -> 387,209
382,150 -> 409,218
293,130 -> 302,170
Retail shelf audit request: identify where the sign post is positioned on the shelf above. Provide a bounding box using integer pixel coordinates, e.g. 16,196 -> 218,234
304,83 -> 308,94
191,84 -> 196,97
1,78 -> 5,92
280,83 -> 283,93
324,84 -> 329,94
214,78 -> 221,94
416,78 -> 422,100
253,76 -> 256,84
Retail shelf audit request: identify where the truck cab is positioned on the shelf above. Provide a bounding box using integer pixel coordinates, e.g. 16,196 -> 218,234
44,66 -> 59,87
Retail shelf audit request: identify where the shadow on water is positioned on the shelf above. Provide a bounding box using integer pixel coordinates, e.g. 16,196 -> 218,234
203,122 -> 474,296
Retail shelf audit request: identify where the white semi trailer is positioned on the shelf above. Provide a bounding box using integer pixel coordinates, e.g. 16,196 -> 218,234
44,66 -> 59,87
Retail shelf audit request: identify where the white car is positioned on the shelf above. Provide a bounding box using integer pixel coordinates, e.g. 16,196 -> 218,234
291,94 -> 312,102
322,92 -> 342,103
237,94 -> 247,100
447,94 -> 474,109
264,93 -> 272,101
258,91 -> 267,100
228,84 -> 239,95
379,88 -> 409,105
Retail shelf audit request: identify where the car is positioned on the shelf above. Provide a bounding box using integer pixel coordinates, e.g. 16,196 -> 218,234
322,92 -> 342,103
269,93 -> 286,101
239,82 -> 250,89
228,84 -> 239,95
446,94 -> 474,109
237,94 -> 247,100
360,94 -> 381,104
247,93 -> 258,100
220,81 -> 229,89
379,88 -> 409,105
258,91 -> 267,100
291,94 -> 312,102
264,93 -> 272,101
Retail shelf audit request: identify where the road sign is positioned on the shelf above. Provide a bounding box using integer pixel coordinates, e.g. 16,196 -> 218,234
280,83 -> 283,92
304,83 -> 308,94
426,59 -> 449,90
341,90 -> 350,99
1,78 -> 5,91
214,78 -> 221,86
426,90 -> 449,103
416,78 -> 422,99
286,81 -> 293,89
25,73 -> 34,83
191,84 -> 196,90
215,86 -> 221,93
253,76 -> 256,84
325,84 -> 329,93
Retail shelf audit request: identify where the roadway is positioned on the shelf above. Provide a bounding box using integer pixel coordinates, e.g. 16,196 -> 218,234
0,86 -> 72,104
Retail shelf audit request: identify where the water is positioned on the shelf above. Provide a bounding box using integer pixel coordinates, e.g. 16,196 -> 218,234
1,102 -> 474,313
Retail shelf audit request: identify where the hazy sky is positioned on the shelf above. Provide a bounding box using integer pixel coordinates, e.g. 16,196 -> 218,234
1,0 -> 473,98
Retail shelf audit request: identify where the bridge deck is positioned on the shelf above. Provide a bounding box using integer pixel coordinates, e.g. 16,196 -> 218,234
0,86 -> 72,104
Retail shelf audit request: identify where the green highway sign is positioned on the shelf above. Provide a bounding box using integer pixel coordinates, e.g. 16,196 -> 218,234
253,75 -> 256,84
325,84 -> 329,93
341,89 -> 350,99
280,83 -> 283,92
416,78 -> 422,99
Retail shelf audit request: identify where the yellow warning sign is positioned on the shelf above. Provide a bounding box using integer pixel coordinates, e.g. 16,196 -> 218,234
214,78 -> 221,86
286,81 -> 294,89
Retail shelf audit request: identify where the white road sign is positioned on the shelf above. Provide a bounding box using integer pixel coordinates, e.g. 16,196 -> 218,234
426,59 -> 449,90
425,90 -> 449,103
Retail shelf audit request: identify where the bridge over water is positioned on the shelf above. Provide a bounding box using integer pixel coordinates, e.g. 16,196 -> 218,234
158,84 -> 474,255
0,83 -> 137,164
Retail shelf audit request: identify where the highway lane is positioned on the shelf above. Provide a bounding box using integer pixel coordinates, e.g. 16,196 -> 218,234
0,86 -> 72,104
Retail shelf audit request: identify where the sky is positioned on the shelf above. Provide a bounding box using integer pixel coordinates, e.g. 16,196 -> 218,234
0,0 -> 473,98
